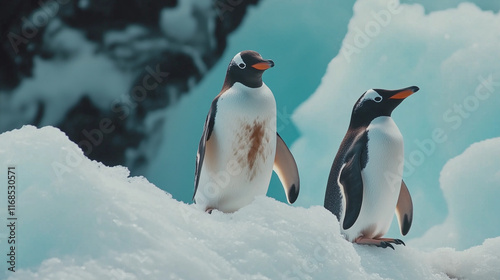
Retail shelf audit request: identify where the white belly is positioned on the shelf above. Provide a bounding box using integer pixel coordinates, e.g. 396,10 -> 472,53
195,83 -> 277,212
342,116 -> 404,241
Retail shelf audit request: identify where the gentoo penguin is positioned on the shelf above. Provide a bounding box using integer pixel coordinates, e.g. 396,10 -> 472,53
193,50 -> 300,213
324,86 -> 418,249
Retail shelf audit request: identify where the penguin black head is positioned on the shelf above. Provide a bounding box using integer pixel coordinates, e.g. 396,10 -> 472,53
349,86 -> 419,128
221,50 -> 274,92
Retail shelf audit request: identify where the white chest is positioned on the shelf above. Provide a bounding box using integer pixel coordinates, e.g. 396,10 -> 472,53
364,116 -> 404,187
342,116 -> 405,240
218,83 -> 276,174
196,83 -> 277,212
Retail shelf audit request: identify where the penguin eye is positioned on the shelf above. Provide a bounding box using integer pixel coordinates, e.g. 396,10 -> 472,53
237,62 -> 246,69
374,96 -> 382,102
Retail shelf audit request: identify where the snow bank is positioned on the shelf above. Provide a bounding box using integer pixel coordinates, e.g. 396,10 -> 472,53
411,137 -> 500,250
0,126 -> 499,279
291,0 -> 500,240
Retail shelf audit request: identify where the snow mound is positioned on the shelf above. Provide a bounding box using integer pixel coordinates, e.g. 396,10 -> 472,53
411,137 -> 500,250
0,126 -> 499,279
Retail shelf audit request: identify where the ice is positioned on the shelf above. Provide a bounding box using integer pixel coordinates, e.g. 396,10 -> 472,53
411,137 -> 500,250
1,126 -> 499,279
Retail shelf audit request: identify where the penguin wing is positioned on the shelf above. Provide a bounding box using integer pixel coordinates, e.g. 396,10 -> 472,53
273,133 -> 300,204
339,138 -> 367,230
395,180 -> 413,236
193,99 -> 218,201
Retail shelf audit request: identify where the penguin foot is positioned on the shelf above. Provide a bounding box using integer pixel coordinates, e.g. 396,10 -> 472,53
354,237 -> 405,250
378,238 -> 405,246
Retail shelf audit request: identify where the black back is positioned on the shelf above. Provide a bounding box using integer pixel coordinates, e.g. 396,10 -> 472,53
324,127 -> 369,221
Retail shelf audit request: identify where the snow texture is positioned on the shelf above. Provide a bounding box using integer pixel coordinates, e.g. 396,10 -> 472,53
0,126 -> 499,279
292,0 -> 500,242
411,138 -> 500,250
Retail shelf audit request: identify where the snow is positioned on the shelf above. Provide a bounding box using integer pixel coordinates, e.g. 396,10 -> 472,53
4,19 -> 133,128
160,1 -> 200,43
159,0 -> 216,56
291,0 -> 500,241
1,126 -> 499,279
411,137 -> 500,250
400,0 -> 500,12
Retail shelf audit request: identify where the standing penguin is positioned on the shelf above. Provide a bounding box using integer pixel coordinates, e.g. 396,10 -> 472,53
324,86 -> 418,249
193,50 -> 300,213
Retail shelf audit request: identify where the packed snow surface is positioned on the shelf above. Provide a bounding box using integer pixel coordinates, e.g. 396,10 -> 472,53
0,126 -> 499,279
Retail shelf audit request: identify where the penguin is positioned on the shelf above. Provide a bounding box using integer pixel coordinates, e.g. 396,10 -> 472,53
324,86 -> 418,249
193,50 -> 300,213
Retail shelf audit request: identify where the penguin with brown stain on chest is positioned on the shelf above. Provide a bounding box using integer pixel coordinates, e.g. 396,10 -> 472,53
193,50 -> 300,213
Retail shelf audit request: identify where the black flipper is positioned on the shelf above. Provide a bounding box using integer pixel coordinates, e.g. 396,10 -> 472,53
339,135 -> 367,230
193,98 -> 218,201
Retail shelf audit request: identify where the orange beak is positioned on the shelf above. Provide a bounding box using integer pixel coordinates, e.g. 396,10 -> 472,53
252,60 -> 274,70
389,87 -> 419,99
